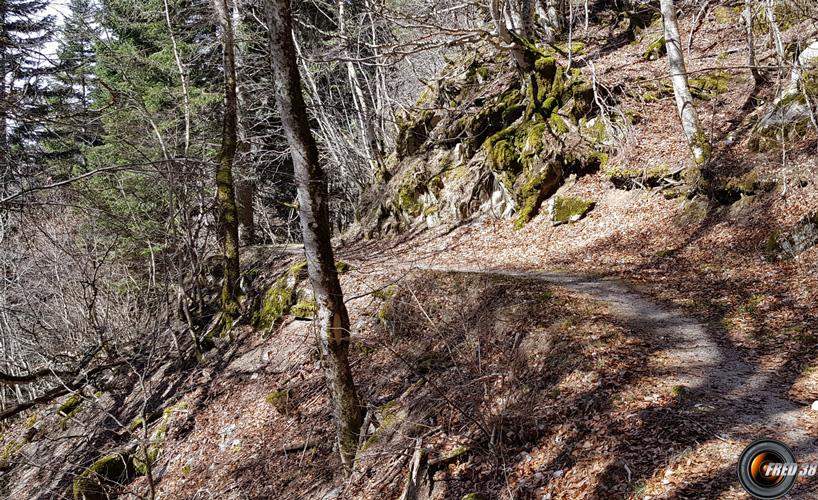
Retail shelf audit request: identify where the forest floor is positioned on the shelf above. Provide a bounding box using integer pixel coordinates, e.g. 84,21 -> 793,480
133,180 -> 818,499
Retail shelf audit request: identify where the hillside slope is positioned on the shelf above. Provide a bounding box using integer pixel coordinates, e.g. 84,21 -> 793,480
2,1 -> 818,499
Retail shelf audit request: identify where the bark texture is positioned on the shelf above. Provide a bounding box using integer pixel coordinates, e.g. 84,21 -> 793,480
266,0 -> 363,469
660,0 -> 710,166
214,0 -> 242,318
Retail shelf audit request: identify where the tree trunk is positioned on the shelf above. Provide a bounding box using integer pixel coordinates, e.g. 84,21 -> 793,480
764,0 -> 785,71
233,0 -> 255,246
213,0 -> 241,320
537,0 -> 565,43
660,0 -> 710,166
490,0 -> 535,72
338,0 -> 382,175
742,0 -> 761,85
266,0 -> 363,470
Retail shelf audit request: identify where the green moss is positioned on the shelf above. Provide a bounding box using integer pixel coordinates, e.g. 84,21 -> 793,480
713,5 -> 739,24
550,196 -> 595,224
604,164 -> 670,184
549,112 -> 569,135
514,163 -> 562,228
723,171 -> 759,194
132,445 -> 160,476
265,389 -> 291,411
334,261 -> 351,274
25,414 -> 37,428
58,393 -> 84,430
181,463 -> 192,476
73,453 -> 133,500
643,36 -> 666,60
0,440 -> 23,468
253,261 -> 306,332
58,393 -> 82,417
291,298 -> 317,319
361,399 -> 403,452
461,494 -> 486,500
553,41 -> 586,56
373,285 -> 396,301
588,151 -> 610,170
689,70 -> 731,100
397,182 -> 424,217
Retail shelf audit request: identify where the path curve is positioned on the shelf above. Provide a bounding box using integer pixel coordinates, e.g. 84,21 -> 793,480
417,266 -> 813,454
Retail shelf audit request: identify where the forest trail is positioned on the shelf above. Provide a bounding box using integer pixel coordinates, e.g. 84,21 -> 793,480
413,265 -> 813,455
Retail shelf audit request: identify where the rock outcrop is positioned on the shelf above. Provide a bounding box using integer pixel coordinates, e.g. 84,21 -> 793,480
360,43 -> 613,236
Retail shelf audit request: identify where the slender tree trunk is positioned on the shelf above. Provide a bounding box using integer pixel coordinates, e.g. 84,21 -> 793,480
764,0 -> 785,71
742,0 -> 761,85
660,0 -> 710,166
338,0 -> 382,175
491,0 -> 535,72
213,0 -> 241,320
266,0 -> 363,469
233,1 -> 255,245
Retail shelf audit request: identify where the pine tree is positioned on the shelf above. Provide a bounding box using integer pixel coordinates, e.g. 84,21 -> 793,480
0,0 -> 55,196
45,0 -> 103,177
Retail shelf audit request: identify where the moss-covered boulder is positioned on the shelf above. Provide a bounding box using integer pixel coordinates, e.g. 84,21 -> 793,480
291,298 -> 317,320
643,36 -> 666,60
604,164 -> 677,189
73,453 -> 133,500
252,261 -> 306,332
547,196 -> 595,225
395,110 -> 441,159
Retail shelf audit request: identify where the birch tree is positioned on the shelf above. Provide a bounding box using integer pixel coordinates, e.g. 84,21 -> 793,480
660,0 -> 710,166
266,0 -> 363,469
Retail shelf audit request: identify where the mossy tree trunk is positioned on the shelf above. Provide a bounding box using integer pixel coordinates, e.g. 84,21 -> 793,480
660,0 -> 710,166
266,0 -> 363,470
213,0 -> 241,321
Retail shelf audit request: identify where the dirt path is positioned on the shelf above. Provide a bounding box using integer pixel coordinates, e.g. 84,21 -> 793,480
418,266 -> 814,456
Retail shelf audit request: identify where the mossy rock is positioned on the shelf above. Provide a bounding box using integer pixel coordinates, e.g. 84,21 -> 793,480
291,298 -> 317,320
335,260 -> 351,274
397,181 -> 425,218
252,261 -> 307,332
0,440 -> 23,470
547,196 -> 595,225
689,70 -> 731,100
643,36 -> 666,60
132,445 -> 160,476
604,164 -> 673,189
749,89 -> 812,152
73,453 -> 134,500
514,162 -> 563,228
395,110 -> 440,159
